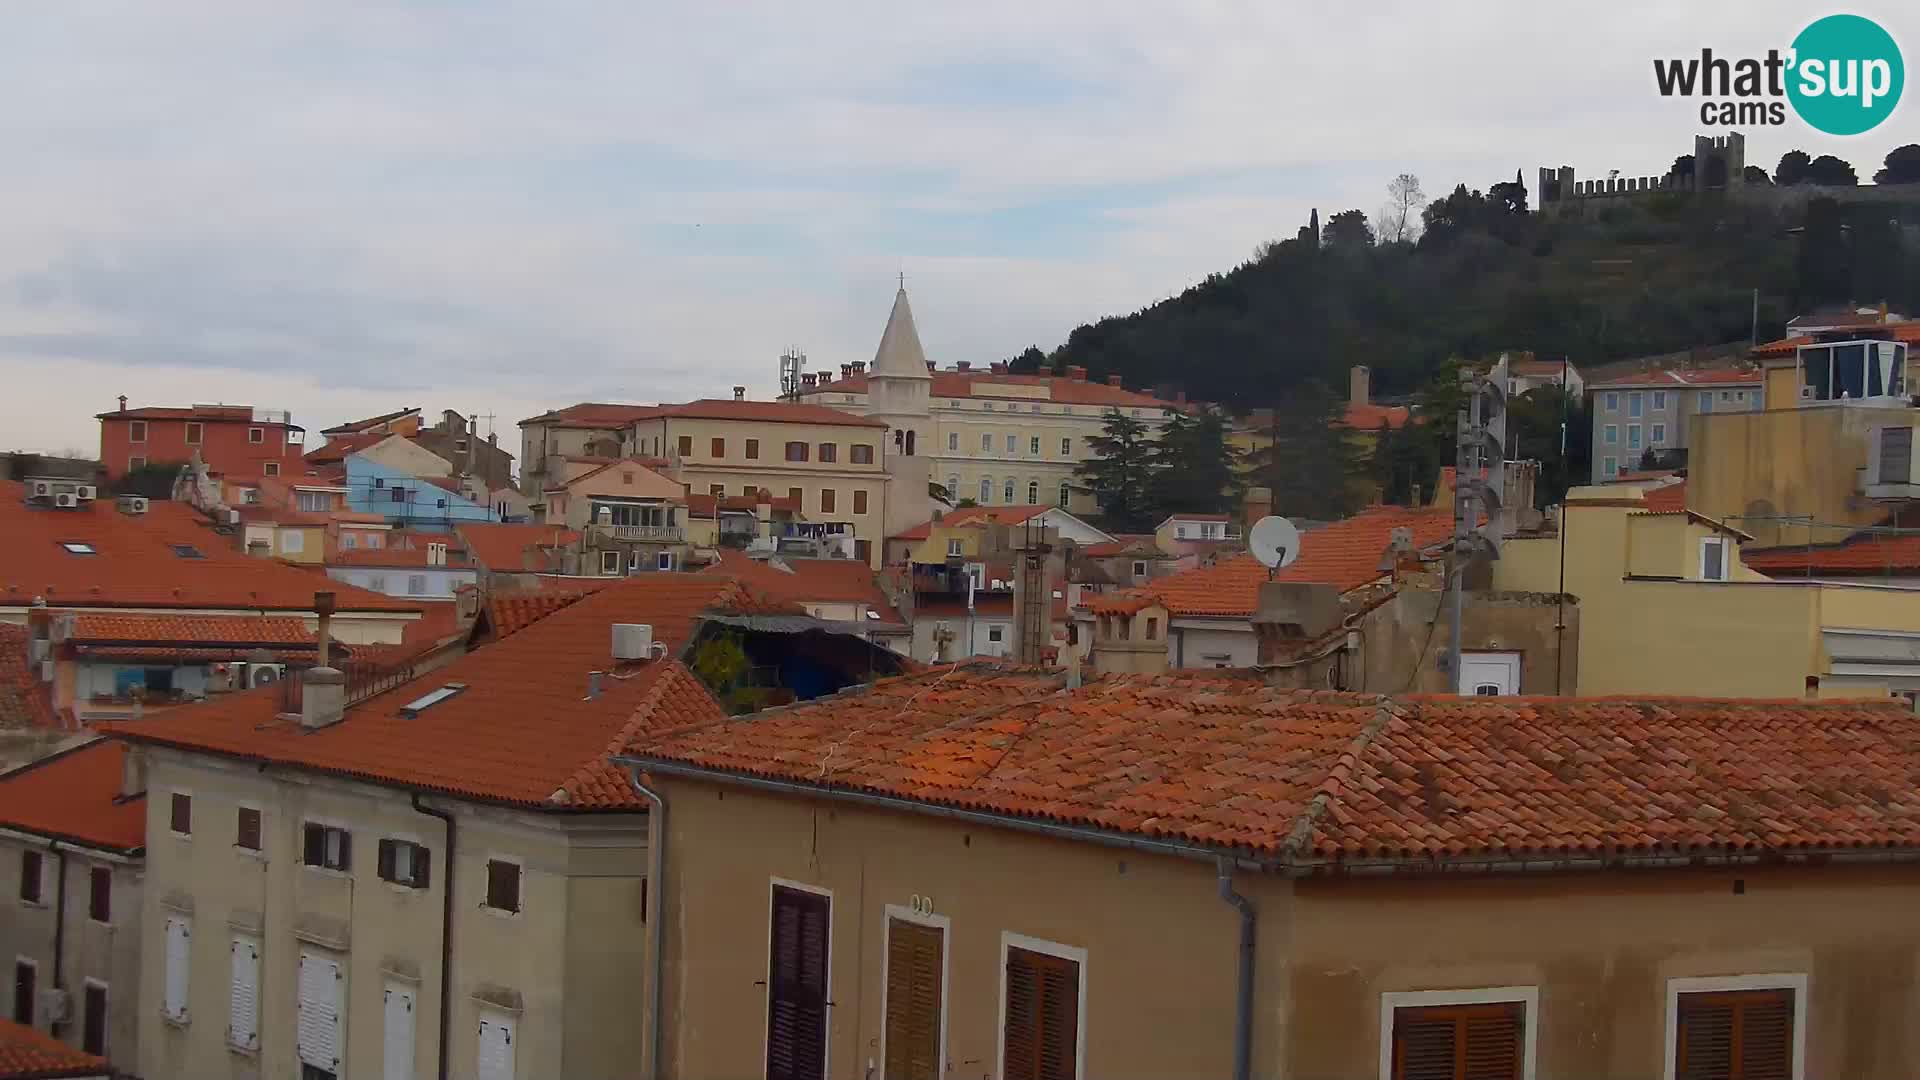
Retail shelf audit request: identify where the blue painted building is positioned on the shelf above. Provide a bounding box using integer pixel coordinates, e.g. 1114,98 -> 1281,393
345,453 -> 500,525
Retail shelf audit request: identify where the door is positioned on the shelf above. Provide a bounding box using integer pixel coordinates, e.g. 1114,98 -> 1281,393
384,983 -> 416,1080
882,917 -> 944,1080
766,885 -> 830,1080
1459,651 -> 1521,696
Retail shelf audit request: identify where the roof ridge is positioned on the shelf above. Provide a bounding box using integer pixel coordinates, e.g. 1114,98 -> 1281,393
558,661 -> 718,804
1282,697 -> 1401,859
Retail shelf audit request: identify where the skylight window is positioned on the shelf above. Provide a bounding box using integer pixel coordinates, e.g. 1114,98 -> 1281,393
170,544 -> 205,559
398,683 -> 467,718
60,542 -> 96,556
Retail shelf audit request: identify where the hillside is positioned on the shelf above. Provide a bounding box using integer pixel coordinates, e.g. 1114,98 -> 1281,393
1031,176 -> 1920,409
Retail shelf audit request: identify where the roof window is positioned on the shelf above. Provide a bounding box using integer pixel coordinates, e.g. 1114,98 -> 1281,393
60,542 -> 96,556
398,683 -> 468,718
170,544 -> 205,559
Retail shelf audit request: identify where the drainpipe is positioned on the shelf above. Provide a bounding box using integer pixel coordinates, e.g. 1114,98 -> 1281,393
49,842 -> 67,1036
622,766 -> 667,1080
411,794 -> 456,1080
1216,858 -> 1255,1080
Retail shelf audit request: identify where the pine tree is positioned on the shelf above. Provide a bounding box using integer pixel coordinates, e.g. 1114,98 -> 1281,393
1252,380 -> 1363,520
1074,409 -> 1161,531
1148,408 -> 1244,519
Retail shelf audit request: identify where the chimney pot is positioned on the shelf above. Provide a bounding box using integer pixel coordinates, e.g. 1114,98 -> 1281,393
1106,375 -> 1123,387
117,395 -> 128,413
956,361 -> 971,372
991,362 -> 1007,374
733,385 -> 746,401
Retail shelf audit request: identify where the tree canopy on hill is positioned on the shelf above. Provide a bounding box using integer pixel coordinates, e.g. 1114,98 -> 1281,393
1038,168 -> 1920,412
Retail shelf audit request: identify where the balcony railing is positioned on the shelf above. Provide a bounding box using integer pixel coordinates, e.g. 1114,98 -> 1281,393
603,524 -> 685,542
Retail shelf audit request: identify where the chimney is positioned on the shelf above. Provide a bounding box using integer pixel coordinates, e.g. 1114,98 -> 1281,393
1350,365 -> 1370,407
956,361 -> 971,372
1804,674 -> 1820,702
116,395 -> 128,413
1243,486 -> 1273,527
926,361 -> 935,372
1106,375 -> 1123,387
120,745 -> 148,799
1088,600 -> 1171,676
991,362 -> 1007,374
587,670 -> 604,700
840,364 -> 852,380
851,360 -> 866,375
733,385 -> 746,401
299,667 -> 347,729
1068,366 -> 1087,381
312,590 -> 336,666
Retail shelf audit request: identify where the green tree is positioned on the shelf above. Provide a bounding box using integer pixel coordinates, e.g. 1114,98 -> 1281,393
1148,408 -> 1242,518
1074,409 -> 1160,531
1508,385 -> 1587,507
111,461 -> 185,499
1805,154 -> 1859,186
1005,345 -> 1049,374
1251,380 -> 1362,520
1669,155 -> 1696,181
1874,144 -> 1920,185
1775,150 -> 1813,185
687,630 -> 769,714
1794,198 -> 1851,309
1323,209 -> 1374,250
1742,165 -> 1773,186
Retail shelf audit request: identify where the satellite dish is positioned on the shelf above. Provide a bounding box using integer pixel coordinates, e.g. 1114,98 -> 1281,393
1248,516 -> 1302,571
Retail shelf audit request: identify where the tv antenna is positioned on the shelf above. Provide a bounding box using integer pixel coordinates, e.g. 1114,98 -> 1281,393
1248,516 -> 1302,580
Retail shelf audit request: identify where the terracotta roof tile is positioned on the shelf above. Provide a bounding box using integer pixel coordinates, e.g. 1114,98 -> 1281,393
534,399 -> 886,430
0,626 -> 56,731
1591,367 -> 1764,388
303,432 -> 386,465
628,667 -> 1920,864
93,404 -> 265,423
1744,527 -> 1920,576
685,493 -> 801,517
483,590 -> 597,641
455,523 -> 581,573
1338,402 -> 1413,430
0,481 -> 418,613
68,614 -> 314,646
702,551 -> 902,621
101,577 -> 748,809
1752,322 -> 1920,358
813,370 -> 1178,410
0,1016 -> 111,1077
0,740 -> 144,852
321,407 -> 420,434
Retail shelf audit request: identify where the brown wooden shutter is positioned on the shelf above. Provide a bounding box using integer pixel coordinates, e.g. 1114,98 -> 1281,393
883,919 -> 943,1080
1003,946 -> 1079,1080
1676,989 -> 1793,1080
82,983 -> 107,1056
304,823 -> 325,865
1391,1002 -> 1523,1080
766,886 -> 829,1080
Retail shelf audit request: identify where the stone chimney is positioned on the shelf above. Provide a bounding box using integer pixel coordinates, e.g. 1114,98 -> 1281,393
1251,582 -> 1343,667
1349,364 -> 1370,407
850,360 -> 866,375
1087,598 -> 1170,676
956,361 -> 971,372
733,385 -> 746,401
1243,486 -> 1273,528
116,395 -> 128,413
1068,366 -> 1088,381
1106,375 -> 1123,387
991,362 -> 1007,374
300,666 -> 347,729
312,590 -> 336,665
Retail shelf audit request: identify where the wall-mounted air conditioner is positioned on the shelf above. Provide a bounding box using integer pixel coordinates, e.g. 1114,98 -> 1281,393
118,495 -> 149,515
53,492 -> 78,509
611,623 -> 656,660
245,663 -> 286,689
37,988 -> 70,1025
29,480 -> 53,500
75,485 -> 97,501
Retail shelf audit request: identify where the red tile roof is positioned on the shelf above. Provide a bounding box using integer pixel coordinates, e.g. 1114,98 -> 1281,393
0,482 -> 419,614
0,626 -> 56,730
482,589 -> 598,641
93,404 -> 272,424
812,370 -> 1177,410
303,432 -> 387,466
0,1015 -> 111,1078
329,545 -> 470,569
685,493 -> 801,517
1116,504 -> 1454,618
702,551 -> 902,621
68,614 -> 315,646
1642,480 -> 1687,513
455,523 -> 582,573
891,505 -> 1051,541
100,576 -> 759,810
1743,528 -> 1920,577
0,740 -> 144,852
321,407 -> 420,435
518,402 -> 662,429
1591,367 -> 1764,388
1338,402 -> 1413,430
1079,534 -> 1160,558
1753,322 -> 1920,358
626,666 -> 1920,864
530,399 -> 885,430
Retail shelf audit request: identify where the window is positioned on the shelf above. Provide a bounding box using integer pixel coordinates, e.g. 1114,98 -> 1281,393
485,859 -> 521,913
18,851 -> 41,904
249,427 -> 264,444
129,420 -> 148,442
1629,392 -> 1644,418
746,438 -> 760,460
1668,977 -> 1802,1080
282,531 -> 305,555
378,839 -> 431,889
980,478 -> 993,504
298,491 -> 330,513
1061,438 -> 1071,456
384,981 -> 417,1080
982,433 -> 993,452
1030,436 -> 1041,455
367,574 -> 389,592
13,960 -> 34,1025
881,911 -> 947,1080
61,541 -> 97,555
340,532 -> 358,550
1604,392 -> 1619,412
1721,390 -> 1733,402
710,484 -> 725,498
1006,434 -> 1017,454
785,441 -> 809,462
853,490 -> 868,515
1058,483 -> 1071,507
1382,988 -> 1536,1080
677,435 -> 693,456
1176,525 -> 1188,539
82,982 -> 107,1056
1602,456 -> 1617,479
787,487 -> 803,506
162,916 -> 190,1022
947,539 -> 964,557
1027,481 -> 1039,503
297,952 -> 345,1078
230,935 -> 260,1050
407,574 -> 428,595
657,551 -> 675,571
948,433 -> 959,451
988,625 -> 1004,643
600,551 -> 621,575
766,884 -> 830,1080
1651,423 -> 1667,444
1001,936 -> 1083,1080
1627,425 -> 1642,450
171,792 -> 192,836
237,807 -> 262,851
852,443 -> 874,464
946,475 -> 960,499
711,437 -> 726,458
1003,479 -> 1015,503
1700,537 -> 1728,581
818,443 -> 837,463
1699,391 -> 1714,414
478,1009 -> 517,1080
186,422 -> 204,445
129,456 -> 146,471
1603,425 -> 1618,445
1132,560 -> 1148,578
820,488 -> 836,514
855,539 -> 872,563
89,866 -> 111,923
302,823 -> 351,872
390,487 -> 406,504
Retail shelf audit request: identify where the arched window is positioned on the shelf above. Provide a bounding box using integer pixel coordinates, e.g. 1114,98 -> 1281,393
947,476 -> 960,501
980,477 -> 993,504
1026,481 -> 1039,504
1003,479 -> 1015,503
905,430 -> 916,456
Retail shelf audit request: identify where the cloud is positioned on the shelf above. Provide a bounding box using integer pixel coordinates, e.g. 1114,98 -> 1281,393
1,1 -> 1915,452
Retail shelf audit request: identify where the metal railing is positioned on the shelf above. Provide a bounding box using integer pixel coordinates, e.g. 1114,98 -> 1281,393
604,524 -> 684,541
278,657 -> 418,713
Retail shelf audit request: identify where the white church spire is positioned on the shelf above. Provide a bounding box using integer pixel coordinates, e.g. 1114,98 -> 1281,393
871,285 -> 932,380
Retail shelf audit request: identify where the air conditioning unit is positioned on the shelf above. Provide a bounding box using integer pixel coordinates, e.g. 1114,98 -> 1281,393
38,660 -> 53,684
245,663 -> 286,689
611,623 -> 655,660
75,485 -> 97,501
118,495 -> 149,515
53,493 -> 78,509
29,480 -> 52,500
37,989 -> 70,1025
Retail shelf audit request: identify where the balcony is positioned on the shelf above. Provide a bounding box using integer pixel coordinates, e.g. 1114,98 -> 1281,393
1796,339 -> 1911,408
603,524 -> 685,542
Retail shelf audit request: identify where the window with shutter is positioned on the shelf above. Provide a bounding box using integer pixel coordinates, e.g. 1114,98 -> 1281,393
1390,1002 -> 1523,1080
1676,989 -> 1795,1080
89,865 -> 111,923
12,961 -> 34,1025
19,850 -> 41,903
229,935 -> 260,1050
298,952 -> 345,1076
766,884 -> 830,1080
163,916 -> 191,1022
82,983 -> 107,1056
882,917 -> 944,1080
478,1010 -> 516,1080
1002,943 -> 1080,1080
384,982 -> 416,1080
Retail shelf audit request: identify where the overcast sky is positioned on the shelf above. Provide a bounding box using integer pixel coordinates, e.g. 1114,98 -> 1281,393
2,2 -> 1912,454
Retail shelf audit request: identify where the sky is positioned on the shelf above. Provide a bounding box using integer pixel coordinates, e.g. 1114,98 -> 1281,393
2,1 -> 1914,454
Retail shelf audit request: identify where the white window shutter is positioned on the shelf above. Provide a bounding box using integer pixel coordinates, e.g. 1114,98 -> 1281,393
477,1011 -> 516,1080
383,983 -> 416,1080
229,936 -> 260,1048
298,953 -> 345,1073
164,917 -> 191,1021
